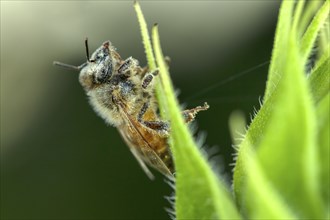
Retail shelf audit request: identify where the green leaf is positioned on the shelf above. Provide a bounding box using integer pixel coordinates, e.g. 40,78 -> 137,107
316,92 -> 330,217
255,32 -> 324,218
152,24 -> 241,220
234,1 -> 327,218
133,1 -> 156,70
308,51 -> 330,103
134,2 -> 241,219
233,0 -> 295,203
233,86 -> 277,205
264,0 -> 329,102
230,114 -> 296,219
292,0 -> 305,32
134,1 -> 167,117
318,23 -> 329,58
244,148 -> 296,219
264,1 -> 294,102
300,0 -> 329,64
298,0 -> 324,37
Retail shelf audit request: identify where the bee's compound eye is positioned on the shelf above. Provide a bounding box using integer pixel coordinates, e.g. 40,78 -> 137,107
96,63 -> 113,83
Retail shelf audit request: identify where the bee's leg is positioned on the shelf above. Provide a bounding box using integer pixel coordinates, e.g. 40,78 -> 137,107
118,57 -> 139,74
142,70 -> 159,89
138,102 -> 169,134
182,102 -> 209,123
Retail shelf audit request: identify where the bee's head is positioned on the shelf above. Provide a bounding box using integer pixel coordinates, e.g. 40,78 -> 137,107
79,40 -> 117,91
54,39 -> 119,92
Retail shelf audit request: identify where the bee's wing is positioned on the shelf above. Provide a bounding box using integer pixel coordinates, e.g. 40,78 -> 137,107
118,128 -> 155,180
117,102 -> 173,179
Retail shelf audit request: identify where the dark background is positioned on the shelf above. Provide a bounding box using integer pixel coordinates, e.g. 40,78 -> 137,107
1,1 -> 280,220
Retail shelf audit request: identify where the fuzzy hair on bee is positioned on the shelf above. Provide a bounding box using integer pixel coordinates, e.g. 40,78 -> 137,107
54,38 -> 209,179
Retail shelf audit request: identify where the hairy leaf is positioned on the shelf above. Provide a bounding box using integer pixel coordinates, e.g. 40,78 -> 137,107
152,25 -> 241,220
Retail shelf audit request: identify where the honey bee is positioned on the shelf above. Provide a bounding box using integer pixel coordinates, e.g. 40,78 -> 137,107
54,39 -> 209,179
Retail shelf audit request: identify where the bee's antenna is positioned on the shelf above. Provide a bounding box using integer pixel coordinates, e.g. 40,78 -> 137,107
53,38 -> 90,71
85,37 -> 91,62
53,61 -> 87,71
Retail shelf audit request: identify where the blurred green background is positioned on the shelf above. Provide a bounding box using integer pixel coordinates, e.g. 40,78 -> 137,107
1,1 -> 280,220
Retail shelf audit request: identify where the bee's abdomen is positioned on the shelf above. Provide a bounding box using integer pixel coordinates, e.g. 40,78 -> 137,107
139,130 -> 174,175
